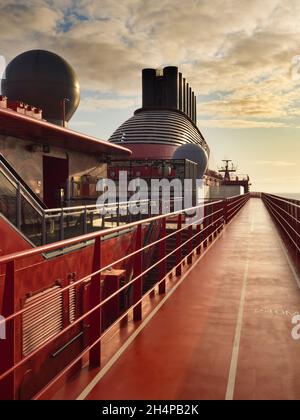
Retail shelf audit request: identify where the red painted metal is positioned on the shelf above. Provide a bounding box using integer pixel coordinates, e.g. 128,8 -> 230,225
133,225 -> 142,321
0,107 -> 131,157
83,198 -> 300,400
187,224 -> 193,264
115,143 -> 177,160
0,194 -> 249,399
0,229 -> 136,399
196,222 -> 201,255
226,194 -> 250,223
262,193 -> 300,272
0,261 -> 15,399
101,269 -> 126,330
0,216 -> 33,257
223,200 -> 227,224
89,237 -> 102,368
176,214 -> 182,277
158,217 -> 166,294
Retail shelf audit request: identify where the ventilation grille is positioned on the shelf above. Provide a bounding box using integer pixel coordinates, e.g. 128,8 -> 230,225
22,286 -> 63,356
69,282 -> 76,324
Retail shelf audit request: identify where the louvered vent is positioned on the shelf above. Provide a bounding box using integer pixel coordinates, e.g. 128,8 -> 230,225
109,109 -> 209,155
69,282 -> 76,323
22,286 -> 63,356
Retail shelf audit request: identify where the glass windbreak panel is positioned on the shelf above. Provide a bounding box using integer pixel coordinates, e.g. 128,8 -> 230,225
87,210 -> 103,233
0,171 -> 17,225
45,214 -> 61,244
20,195 -> 43,246
63,211 -> 84,239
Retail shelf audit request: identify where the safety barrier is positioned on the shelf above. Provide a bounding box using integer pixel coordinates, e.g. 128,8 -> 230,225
0,193 -> 249,399
262,193 -> 300,263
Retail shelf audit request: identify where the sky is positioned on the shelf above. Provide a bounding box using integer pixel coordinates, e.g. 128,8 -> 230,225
0,0 -> 300,192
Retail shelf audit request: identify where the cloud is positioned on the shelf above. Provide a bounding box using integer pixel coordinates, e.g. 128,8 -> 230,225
79,97 -> 140,111
254,160 -> 296,167
199,119 -> 287,129
1,0 -> 300,128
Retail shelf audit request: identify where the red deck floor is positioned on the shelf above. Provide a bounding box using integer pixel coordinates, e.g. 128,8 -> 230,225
76,198 -> 300,400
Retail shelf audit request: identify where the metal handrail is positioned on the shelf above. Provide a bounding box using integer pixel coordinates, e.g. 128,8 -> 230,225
263,194 -> 300,252
263,193 -> 300,209
266,203 -> 300,249
1,159 -> 194,245
0,194 -> 249,396
226,193 -> 248,204
0,159 -> 45,215
262,193 -> 300,253
0,206 -> 222,380
263,196 -> 300,225
1,206 -> 225,325
0,199 -> 224,264
0,167 -> 44,217
43,196 -> 185,213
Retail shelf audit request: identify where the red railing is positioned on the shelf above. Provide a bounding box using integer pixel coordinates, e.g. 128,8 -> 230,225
225,193 -> 250,223
262,193 -> 300,264
0,193 -> 249,400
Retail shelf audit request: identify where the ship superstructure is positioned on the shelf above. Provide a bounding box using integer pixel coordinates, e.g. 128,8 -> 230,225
0,50 -> 299,402
109,66 -> 209,178
218,159 -> 251,193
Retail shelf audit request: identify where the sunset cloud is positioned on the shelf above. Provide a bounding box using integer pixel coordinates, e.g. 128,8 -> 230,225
80,97 -> 140,111
255,160 -> 296,167
1,0 -> 300,126
0,0 -> 299,191
200,119 -> 288,129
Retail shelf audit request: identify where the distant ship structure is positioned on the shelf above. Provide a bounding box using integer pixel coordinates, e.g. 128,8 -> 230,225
218,159 -> 250,193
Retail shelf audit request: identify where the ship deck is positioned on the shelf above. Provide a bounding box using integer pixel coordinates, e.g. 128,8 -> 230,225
65,197 -> 300,400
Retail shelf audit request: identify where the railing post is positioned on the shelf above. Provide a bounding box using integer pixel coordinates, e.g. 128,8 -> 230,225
129,202 -> 132,224
42,213 -> 46,245
159,217 -> 166,294
207,205 -> 213,243
0,260 -> 16,399
223,199 -> 228,224
90,210 -> 94,231
187,224 -> 193,264
297,205 -> 300,270
203,205 -> 208,248
83,208 -> 88,235
219,201 -> 224,232
176,214 -> 182,276
89,237 -> 102,367
133,224 -> 142,321
60,210 -> 64,241
16,183 -> 21,230
213,202 -> 217,238
196,219 -> 201,255
116,203 -> 120,226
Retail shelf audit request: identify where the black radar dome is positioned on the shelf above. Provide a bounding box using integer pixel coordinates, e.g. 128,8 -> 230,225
1,49 -> 80,125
